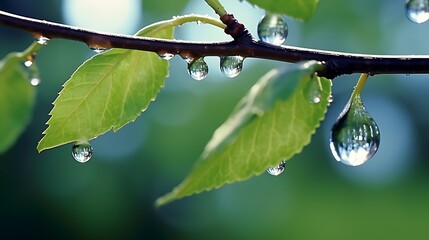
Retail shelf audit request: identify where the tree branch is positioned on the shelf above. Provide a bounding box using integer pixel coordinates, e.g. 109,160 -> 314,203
1,10 -> 429,79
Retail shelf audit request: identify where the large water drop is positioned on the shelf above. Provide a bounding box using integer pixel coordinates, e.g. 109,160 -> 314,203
220,56 -> 244,78
267,160 -> 286,176
330,94 -> 380,166
187,57 -> 208,80
405,0 -> 429,23
72,140 -> 93,163
257,13 -> 288,45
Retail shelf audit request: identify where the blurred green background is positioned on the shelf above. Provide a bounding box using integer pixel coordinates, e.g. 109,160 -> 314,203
1,0 -> 429,239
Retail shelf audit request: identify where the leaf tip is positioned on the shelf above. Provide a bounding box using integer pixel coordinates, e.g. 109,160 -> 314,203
36,133 -> 66,153
36,138 -> 47,153
154,195 -> 172,208
155,183 -> 188,207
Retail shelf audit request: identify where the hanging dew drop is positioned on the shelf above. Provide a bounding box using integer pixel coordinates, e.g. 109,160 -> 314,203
90,47 -> 106,53
30,77 -> 41,86
158,52 -> 175,61
257,13 -> 288,45
187,57 -> 208,80
23,54 -> 35,68
24,54 -> 36,68
267,160 -> 286,176
36,36 -> 50,45
329,75 -> 380,166
405,0 -> 429,23
89,46 -> 110,54
24,60 -> 33,68
220,56 -> 244,78
72,140 -> 93,163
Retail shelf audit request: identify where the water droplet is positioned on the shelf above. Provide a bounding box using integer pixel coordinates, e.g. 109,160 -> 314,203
328,94 -> 334,103
303,77 -> 322,104
26,61 -> 41,86
257,13 -> 288,45
220,56 -> 244,78
405,0 -> 429,23
90,47 -> 109,53
24,60 -> 33,68
23,54 -> 36,68
187,57 -> 208,80
330,94 -> 380,166
72,140 -> 93,163
36,36 -> 50,45
158,52 -> 175,61
30,77 -> 41,86
267,160 -> 286,176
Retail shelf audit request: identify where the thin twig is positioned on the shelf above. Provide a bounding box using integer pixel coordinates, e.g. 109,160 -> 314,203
1,10 -> 429,78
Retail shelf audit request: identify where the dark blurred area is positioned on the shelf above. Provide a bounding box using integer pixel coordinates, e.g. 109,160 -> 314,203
1,0 -> 429,239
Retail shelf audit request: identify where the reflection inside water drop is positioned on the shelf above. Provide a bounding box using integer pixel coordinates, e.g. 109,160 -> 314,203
257,13 -> 288,45
187,57 -> 208,80
220,56 -> 244,78
267,160 -> 286,176
330,94 -> 380,166
405,0 -> 429,23
72,140 -> 93,163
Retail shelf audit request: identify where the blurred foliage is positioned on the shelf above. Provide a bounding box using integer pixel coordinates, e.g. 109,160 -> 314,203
0,50 -> 35,153
1,0 -> 429,239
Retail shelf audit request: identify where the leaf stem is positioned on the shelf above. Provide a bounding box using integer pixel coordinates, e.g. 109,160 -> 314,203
17,41 -> 42,60
352,73 -> 369,97
159,14 -> 226,30
204,0 -> 228,17
2,10 -> 429,78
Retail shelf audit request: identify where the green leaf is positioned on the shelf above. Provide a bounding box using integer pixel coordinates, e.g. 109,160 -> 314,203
37,25 -> 173,152
156,61 -> 331,206
246,0 -> 319,21
0,53 -> 35,154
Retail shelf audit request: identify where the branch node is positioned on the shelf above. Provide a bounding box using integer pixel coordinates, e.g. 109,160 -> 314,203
220,14 -> 252,42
